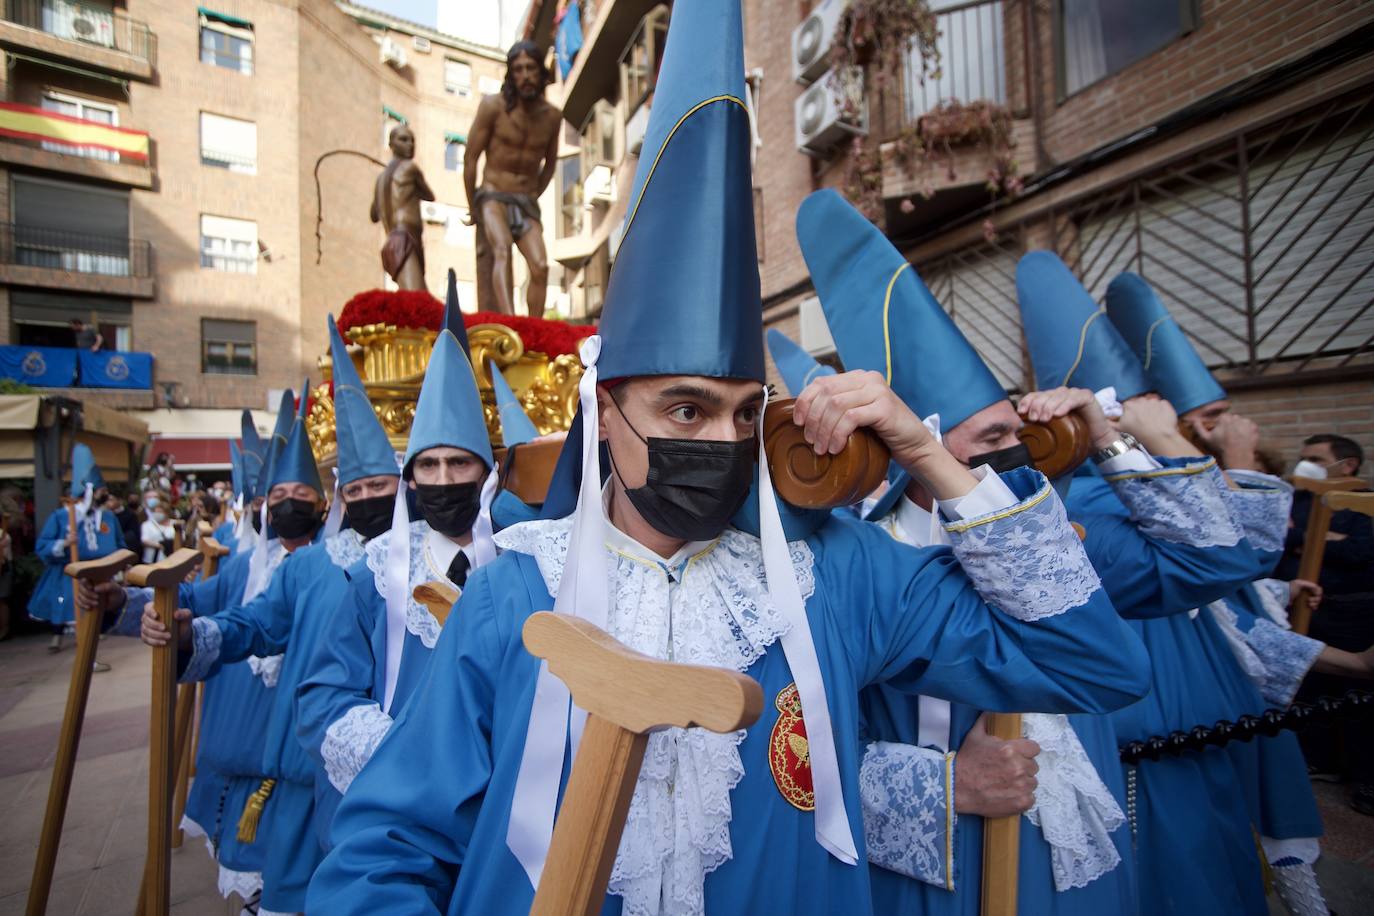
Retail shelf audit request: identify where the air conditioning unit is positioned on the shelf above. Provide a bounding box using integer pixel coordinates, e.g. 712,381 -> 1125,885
412,35 -> 432,53
792,0 -> 847,85
380,36 -> 408,69
585,165 -> 615,204
798,296 -> 837,357
794,67 -> 867,156
421,201 -> 448,225
625,102 -> 651,157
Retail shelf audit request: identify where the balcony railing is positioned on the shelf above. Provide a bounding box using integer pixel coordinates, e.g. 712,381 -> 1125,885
904,0 -> 1006,123
4,0 -> 157,67
0,222 -> 151,278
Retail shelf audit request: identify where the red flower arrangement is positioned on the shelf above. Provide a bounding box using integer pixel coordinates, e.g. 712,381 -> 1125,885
336,289 -> 596,358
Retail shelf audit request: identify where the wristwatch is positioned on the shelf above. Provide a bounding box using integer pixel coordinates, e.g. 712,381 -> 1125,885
1092,432 -> 1140,464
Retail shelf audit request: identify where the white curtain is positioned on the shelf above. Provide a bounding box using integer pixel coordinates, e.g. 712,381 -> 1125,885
1062,0 -> 1108,95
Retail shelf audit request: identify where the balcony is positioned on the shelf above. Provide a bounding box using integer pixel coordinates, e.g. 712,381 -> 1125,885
0,222 -> 155,298
878,0 -> 1034,225
559,0 -> 661,128
0,0 -> 157,80
0,344 -> 153,390
0,101 -> 152,187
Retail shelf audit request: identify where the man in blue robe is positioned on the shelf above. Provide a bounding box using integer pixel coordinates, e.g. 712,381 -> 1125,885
30,442 -> 126,658
305,3 -> 1150,913
136,368 -> 392,914
296,316 -> 496,839
785,191 -> 1273,916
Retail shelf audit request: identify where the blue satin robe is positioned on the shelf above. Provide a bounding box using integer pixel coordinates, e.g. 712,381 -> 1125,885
865,456 -> 1269,916
29,506 -> 125,624
307,470 -> 1150,914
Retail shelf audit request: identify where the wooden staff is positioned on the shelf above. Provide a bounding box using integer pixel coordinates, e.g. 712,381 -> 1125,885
1325,490 -> 1374,518
27,549 -> 136,916
413,580 -> 459,626
980,713 -> 1021,916
1290,475 -> 1365,634
522,612 -> 762,916
127,549 -> 202,916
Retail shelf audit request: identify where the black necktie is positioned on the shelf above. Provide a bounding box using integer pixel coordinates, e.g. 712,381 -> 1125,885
446,551 -> 470,588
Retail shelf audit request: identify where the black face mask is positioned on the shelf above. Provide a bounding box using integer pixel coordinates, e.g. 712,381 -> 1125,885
344,494 -> 394,540
607,395 -> 756,542
268,498 -> 322,540
967,441 -> 1034,476
413,481 -> 481,538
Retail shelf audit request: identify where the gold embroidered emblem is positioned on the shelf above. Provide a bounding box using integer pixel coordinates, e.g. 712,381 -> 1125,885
769,682 -> 815,811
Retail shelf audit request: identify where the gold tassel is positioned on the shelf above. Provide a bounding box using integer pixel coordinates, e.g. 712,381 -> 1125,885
236,778 -> 276,843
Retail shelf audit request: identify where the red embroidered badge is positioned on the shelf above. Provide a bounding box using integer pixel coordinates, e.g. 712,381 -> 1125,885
769,682 -> 814,811
99,523 -> 109,535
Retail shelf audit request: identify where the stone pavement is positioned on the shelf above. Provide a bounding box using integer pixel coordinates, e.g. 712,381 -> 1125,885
1,630 -> 1372,915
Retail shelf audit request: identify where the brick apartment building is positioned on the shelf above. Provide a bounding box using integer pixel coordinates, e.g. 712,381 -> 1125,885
0,0 -> 528,466
525,0 -> 1374,471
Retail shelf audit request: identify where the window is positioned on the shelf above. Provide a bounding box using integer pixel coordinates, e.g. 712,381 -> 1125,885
200,215 -> 257,274
444,58 -> 472,95
200,11 -> 254,75
13,176 -> 131,275
479,75 -> 502,96
445,138 -> 465,171
620,6 -> 668,117
581,100 -> 618,170
202,319 -> 256,375
11,291 -> 131,350
1057,0 -> 1198,96
41,93 -> 118,162
200,112 -> 257,173
557,155 -> 583,239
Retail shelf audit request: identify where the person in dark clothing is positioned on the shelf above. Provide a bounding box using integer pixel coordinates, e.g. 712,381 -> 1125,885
117,492 -> 142,554
1285,434 -> 1374,814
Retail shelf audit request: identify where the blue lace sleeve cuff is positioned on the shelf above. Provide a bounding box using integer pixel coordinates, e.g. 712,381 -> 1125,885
1222,470 -> 1293,555
181,616 -> 222,683
860,741 -> 957,890
944,476 -> 1101,622
1102,457 -> 1243,548
1248,617 -> 1323,707
320,703 -> 393,794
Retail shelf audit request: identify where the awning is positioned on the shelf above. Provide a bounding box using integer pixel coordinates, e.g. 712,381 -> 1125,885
445,131 -> 467,144
198,7 -> 253,29
382,104 -> 408,125
148,436 -> 231,470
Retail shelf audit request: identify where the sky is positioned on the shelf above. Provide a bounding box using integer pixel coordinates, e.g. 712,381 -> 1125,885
362,0 -> 437,29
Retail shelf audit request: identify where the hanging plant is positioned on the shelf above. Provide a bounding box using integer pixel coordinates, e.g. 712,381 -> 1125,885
827,0 -> 1023,231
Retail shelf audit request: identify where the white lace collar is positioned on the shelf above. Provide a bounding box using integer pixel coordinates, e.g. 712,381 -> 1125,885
366,520 -> 451,649
325,528 -> 366,570
494,517 -> 814,916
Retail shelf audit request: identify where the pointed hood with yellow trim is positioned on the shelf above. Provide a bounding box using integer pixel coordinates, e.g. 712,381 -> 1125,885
593,0 -> 763,382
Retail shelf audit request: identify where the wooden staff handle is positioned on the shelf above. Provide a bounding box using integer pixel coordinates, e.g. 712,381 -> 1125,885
127,548 -> 202,916
27,549 -> 135,916
1289,476 -> 1365,634
1325,490 -> 1374,516
413,580 -> 460,627
763,398 -> 890,509
198,536 -> 229,582
523,612 -> 762,916
980,712 -> 1022,916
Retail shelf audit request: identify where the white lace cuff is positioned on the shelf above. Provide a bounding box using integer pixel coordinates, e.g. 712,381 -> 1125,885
321,703 -> 393,794
217,865 -> 263,901
1103,458 -> 1242,548
247,653 -> 283,688
1223,470 -> 1293,555
1255,578 -> 1293,626
1022,713 -> 1125,891
1247,617 -> 1323,708
943,480 -> 1100,621
182,616 -> 222,683
859,741 -> 956,890
1207,600 -> 1267,684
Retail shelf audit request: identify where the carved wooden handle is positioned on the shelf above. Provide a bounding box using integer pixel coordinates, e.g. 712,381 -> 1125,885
199,537 -> 230,560
1324,490 -> 1374,516
496,434 -> 567,506
65,548 -> 136,582
522,612 -> 763,736
763,398 -> 891,509
1017,413 -> 1092,480
127,548 -> 202,589
413,580 -> 460,627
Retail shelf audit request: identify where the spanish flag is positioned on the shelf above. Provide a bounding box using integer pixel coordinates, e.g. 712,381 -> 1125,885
0,101 -> 148,162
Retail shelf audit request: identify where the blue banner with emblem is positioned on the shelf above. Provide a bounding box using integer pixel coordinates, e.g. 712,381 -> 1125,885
0,345 -> 77,387
78,350 -> 152,389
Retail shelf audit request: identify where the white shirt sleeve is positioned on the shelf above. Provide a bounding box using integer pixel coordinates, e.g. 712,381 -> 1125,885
936,465 -> 1020,522
1096,446 -> 1160,475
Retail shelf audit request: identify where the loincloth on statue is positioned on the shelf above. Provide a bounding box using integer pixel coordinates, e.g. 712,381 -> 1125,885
474,190 -> 542,241
381,225 -> 424,280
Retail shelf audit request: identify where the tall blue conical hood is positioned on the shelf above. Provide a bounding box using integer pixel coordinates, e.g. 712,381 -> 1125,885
270,414 -> 323,494
240,409 -> 264,464
1105,272 -> 1226,415
1017,251 -> 1152,399
259,388 -> 295,496
443,268 -> 471,357
594,0 -> 762,382
766,329 -> 835,397
328,315 -> 400,484
69,442 -> 102,497
799,189 -> 1007,429
229,440 -> 244,496
239,410 -> 264,500
404,329 -> 493,475
491,363 -> 540,447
